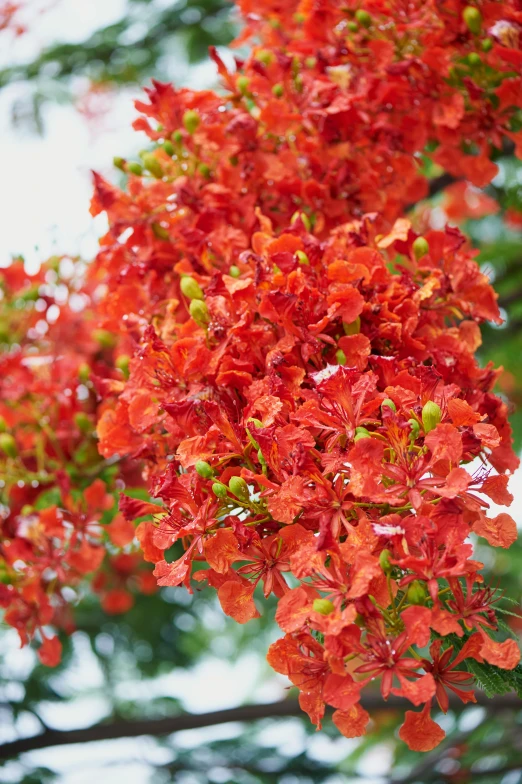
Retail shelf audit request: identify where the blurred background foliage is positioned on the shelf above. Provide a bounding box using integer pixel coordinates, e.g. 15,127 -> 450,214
1,1 -> 522,782
0,0 -> 235,132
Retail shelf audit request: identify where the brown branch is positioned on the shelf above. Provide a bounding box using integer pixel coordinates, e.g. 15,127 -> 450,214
0,693 -> 520,760
426,172 -> 457,201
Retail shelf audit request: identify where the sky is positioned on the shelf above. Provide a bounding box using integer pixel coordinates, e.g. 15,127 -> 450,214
1,2 -> 521,782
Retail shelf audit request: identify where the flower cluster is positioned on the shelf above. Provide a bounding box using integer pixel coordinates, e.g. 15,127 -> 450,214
0,260 -> 154,665
1,0 -> 522,750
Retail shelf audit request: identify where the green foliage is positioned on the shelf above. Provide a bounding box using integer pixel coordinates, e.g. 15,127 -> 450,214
1,0 -> 236,131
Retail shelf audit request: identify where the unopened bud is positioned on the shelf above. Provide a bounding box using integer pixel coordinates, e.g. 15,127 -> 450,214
78,363 -> 90,382
313,598 -> 335,615
463,5 -> 482,34
127,162 -> 143,176
408,418 -> 420,440
0,416 -> 7,433
189,299 -> 209,326
481,37 -> 493,52
113,156 -> 126,170
183,110 -> 200,134
412,236 -> 430,260
180,276 -> 204,300
229,265 -> 241,278
93,329 -> 116,349
237,75 -> 250,94
422,400 -> 441,434
195,460 -> 214,479
0,433 -> 17,458
152,223 -> 170,240
212,481 -> 229,499
296,250 -> 309,265
228,476 -> 249,501
406,580 -> 427,606
343,317 -> 361,335
142,153 -> 163,179
272,83 -> 284,98
162,140 -> 174,156
467,52 -> 481,66
355,9 -> 372,27
115,354 -> 130,378
74,412 -> 92,434
379,549 -> 392,574
336,349 -> 346,366
256,50 -> 273,65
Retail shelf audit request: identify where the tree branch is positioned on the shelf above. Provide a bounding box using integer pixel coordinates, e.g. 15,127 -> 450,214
1,693 -> 520,760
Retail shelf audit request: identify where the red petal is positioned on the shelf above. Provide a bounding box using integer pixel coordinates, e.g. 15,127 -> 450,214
332,703 -> 370,738
399,703 -> 445,752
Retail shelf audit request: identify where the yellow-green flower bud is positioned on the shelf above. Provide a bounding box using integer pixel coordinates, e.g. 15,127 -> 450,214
180,276 -> 204,300
272,83 -> 284,98
481,37 -> 493,52
74,412 -> 92,434
113,156 -> 126,171
229,265 -> 241,278
195,460 -> 214,479
0,416 -> 7,433
256,50 -> 273,65
152,223 -> 170,241
422,400 -> 441,434
412,236 -> 430,260
93,329 -> 116,349
343,317 -> 361,335
228,476 -> 250,501
127,162 -> 143,176
78,363 -> 90,382
408,418 -> 420,440
183,110 -> 200,134
212,481 -> 229,499
336,349 -> 347,365
379,549 -> 392,574
355,9 -> 372,28
296,250 -> 309,265
142,153 -> 163,179
237,75 -> 250,94
115,354 -> 131,378
313,598 -> 335,615
467,52 -> 481,66
163,140 -> 174,156
189,299 -> 209,326
406,580 -> 427,606
463,5 -> 482,34
0,433 -> 17,458
381,398 -> 396,412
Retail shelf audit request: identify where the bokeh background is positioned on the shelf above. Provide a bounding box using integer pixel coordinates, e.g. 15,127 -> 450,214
1,1 -> 522,782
